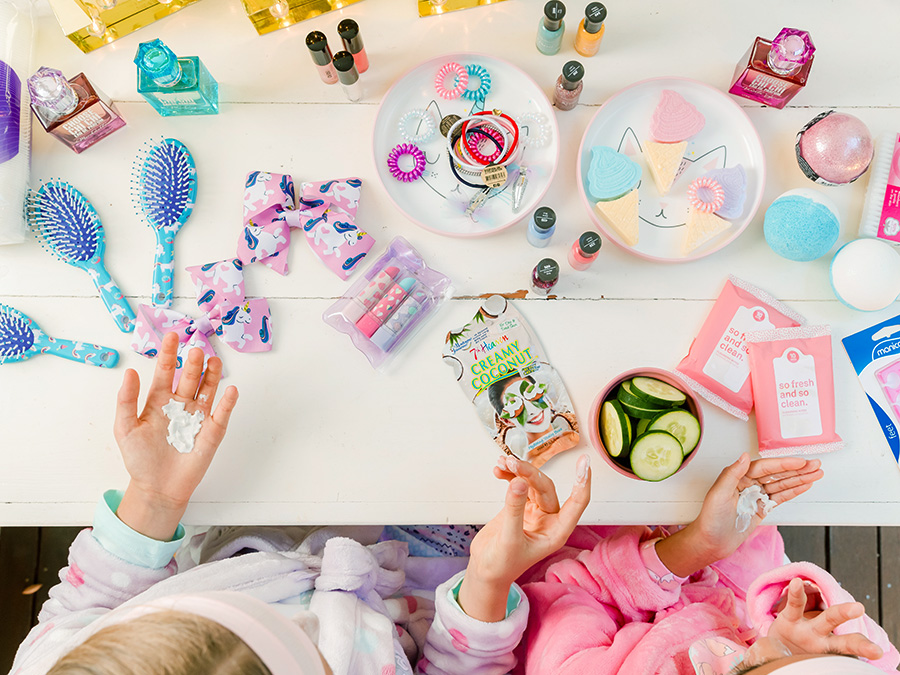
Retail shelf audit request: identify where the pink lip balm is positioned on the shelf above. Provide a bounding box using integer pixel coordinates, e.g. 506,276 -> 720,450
342,265 -> 400,323
356,277 -> 416,338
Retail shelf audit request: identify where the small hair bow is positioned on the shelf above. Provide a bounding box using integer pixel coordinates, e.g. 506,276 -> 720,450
131,257 -> 272,384
237,171 -> 295,275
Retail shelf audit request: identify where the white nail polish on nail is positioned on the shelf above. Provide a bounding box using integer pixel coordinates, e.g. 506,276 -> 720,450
506,457 -> 518,473
576,454 -> 590,485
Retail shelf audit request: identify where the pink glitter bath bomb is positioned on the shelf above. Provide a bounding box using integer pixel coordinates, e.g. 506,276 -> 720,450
796,111 -> 874,185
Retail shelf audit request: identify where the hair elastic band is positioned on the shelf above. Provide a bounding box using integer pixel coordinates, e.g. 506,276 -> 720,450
398,109 -> 436,143
434,62 -> 468,100
461,64 -> 492,102
387,143 -> 427,182
687,176 -> 726,213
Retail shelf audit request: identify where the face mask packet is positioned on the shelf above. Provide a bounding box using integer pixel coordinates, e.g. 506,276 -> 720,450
442,295 -> 579,468
746,325 -> 843,457
676,276 -> 806,421
842,311 -> 900,465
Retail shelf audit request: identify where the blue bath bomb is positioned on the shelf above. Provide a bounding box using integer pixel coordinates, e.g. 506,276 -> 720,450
763,189 -> 840,261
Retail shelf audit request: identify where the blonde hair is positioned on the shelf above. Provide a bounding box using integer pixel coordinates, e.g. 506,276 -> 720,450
47,610 -> 272,675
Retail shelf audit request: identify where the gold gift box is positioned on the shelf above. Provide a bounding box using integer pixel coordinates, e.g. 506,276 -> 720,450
48,0 -> 202,53
418,0 -> 508,18
240,0 -> 364,36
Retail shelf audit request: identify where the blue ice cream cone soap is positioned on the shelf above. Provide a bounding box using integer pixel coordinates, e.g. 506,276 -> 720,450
588,146 -> 642,246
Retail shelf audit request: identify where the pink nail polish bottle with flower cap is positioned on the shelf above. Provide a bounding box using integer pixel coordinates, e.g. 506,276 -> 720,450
729,28 -> 815,109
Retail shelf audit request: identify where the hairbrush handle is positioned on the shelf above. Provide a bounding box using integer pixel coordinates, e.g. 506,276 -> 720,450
152,229 -> 177,308
33,333 -> 120,368
89,264 -> 136,333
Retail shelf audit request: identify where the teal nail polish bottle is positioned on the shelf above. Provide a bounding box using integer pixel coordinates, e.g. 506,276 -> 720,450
536,0 -> 566,55
134,39 -> 218,117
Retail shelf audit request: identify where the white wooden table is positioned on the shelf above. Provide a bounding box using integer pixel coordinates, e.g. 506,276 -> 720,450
1,0 -> 899,526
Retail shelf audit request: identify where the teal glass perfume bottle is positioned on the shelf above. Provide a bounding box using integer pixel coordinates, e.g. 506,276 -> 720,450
134,39 -> 218,116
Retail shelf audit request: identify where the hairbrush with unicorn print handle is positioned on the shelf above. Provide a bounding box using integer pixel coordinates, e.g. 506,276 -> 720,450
25,180 -> 136,333
132,138 -> 197,308
0,304 -> 119,367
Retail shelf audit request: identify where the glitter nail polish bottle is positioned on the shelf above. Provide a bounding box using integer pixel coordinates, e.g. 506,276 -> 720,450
729,27 -> 815,109
568,231 -> 602,270
536,0 -> 566,55
527,206 -> 557,247
554,60 -> 584,111
531,258 -> 560,296
574,2 -> 607,57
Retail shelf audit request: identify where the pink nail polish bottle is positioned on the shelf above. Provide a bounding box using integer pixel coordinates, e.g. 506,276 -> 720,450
729,28 -> 815,109
306,31 -> 338,85
568,231 -> 602,270
554,60 -> 584,111
338,19 -> 368,74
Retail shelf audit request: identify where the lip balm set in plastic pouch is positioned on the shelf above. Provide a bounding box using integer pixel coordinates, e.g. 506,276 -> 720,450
323,236 -> 452,370
441,295 -> 579,468
843,311 -> 900,463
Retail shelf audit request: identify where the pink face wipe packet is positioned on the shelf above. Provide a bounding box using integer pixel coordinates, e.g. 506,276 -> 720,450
676,276 -> 806,420
746,325 -> 844,457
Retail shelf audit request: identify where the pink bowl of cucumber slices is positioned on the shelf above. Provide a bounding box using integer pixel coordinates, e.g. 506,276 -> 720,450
589,368 -> 704,481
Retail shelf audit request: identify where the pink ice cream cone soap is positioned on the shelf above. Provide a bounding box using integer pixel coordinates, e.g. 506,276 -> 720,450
645,90 -> 706,196
588,146 -> 642,246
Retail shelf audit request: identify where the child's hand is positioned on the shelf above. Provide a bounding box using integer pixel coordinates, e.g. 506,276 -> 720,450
113,333 -> 238,541
745,578 -> 884,664
457,454 -> 591,622
657,453 -> 823,577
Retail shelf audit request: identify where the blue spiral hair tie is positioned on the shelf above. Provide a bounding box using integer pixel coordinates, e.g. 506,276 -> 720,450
462,64 -> 492,102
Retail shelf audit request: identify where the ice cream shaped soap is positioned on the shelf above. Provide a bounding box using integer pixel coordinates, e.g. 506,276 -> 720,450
588,146 -> 642,246
645,90 -> 706,196
702,164 -> 747,220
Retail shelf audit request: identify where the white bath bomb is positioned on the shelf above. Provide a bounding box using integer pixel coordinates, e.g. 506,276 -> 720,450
830,238 -> 900,311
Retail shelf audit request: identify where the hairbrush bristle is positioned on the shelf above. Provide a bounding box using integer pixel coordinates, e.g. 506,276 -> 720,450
0,304 -> 34,361
132,138 -> 197,231
25,181 -> 101,263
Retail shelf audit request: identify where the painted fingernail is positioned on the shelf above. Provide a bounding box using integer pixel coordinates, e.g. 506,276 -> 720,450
506,457 -> 519,473
576,454 -> 591,485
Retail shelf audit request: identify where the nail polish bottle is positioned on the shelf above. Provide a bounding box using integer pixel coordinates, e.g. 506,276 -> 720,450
729,28 -> 815,109
337,19 -> 368,74
27,67 -> 125,154
574,2 -> 607,57
531,258 -> 560,296
527,206 -> 557,247
554,61 -> 584,111
333,51 -> 362,102
536,0 -> 566,55
568,231 -> 602,270
134,39 -> 219,117
306,31 -> 338,84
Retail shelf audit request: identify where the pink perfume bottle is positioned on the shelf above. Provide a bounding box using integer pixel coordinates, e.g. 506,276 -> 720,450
729,28 -> 815,109
27,67 -> 125,153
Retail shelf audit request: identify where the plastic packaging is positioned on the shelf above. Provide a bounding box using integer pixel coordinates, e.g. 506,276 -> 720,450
442,295 -> 579,468
0,0 -> 33,245
323,236 -> 452,369
746,325 -> 843,457
842,311 -> 900,463
676,276 -> 805,420
859,131 -> 900,245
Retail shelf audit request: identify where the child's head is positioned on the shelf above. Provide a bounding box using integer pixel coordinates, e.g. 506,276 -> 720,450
47,610 -> 271,675
728,654 -> 884,673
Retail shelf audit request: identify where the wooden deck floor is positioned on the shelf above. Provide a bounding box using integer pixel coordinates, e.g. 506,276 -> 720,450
0,527 -> 897,672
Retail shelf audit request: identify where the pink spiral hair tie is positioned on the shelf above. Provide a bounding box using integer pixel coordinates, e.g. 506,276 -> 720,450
465,124 -> 504,164
687,176 -> 725,213
387,143 -> 426,182
435,62 -> 468,100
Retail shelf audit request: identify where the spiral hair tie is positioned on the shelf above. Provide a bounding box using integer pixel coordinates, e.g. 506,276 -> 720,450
687,176 -> 725,213
520,112 -> 551,149
465,125 -> 504,164
387,143 -> 427,182
461,64 -> 492,102
398,109 -> 436,143
435,62 -> 468,100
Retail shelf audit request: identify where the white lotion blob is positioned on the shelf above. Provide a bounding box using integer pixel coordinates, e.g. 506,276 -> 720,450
735,484 -> 777,532
162,399 -> 204,454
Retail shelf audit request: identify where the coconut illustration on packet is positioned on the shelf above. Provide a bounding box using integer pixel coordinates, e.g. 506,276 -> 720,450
645,89 -> 705,196
588,146 -> 642,246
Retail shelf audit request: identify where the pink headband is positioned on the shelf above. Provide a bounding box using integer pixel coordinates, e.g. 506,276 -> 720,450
80,592 -> 326,675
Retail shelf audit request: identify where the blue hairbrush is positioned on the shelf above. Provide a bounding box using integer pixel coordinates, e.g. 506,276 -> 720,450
25,180 -> 136,333
0,303 -> 118,367
133,138 -> 197,308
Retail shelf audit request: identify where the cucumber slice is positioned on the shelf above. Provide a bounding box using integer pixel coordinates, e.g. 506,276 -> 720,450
648,410 -> 701,456
630,377 -> 687,408
635,417 -> 651,438
617,380 -> 669,410
630,431 -> 684,481
619,399 -> 665,419
600,400 -> 632,458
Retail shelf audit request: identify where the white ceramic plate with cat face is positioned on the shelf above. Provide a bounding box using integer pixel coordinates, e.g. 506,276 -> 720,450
576,77 -> 766,262
373,52 -> 559,238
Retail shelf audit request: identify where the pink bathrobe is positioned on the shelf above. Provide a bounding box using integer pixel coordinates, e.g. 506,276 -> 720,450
515,526 -> 898,675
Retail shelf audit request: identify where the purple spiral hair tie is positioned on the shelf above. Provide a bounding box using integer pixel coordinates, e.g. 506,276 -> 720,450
387,143 -> 426,182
